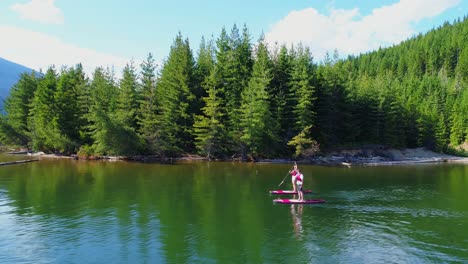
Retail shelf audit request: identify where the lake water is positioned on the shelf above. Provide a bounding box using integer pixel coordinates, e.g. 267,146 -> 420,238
0,156 -> 467,263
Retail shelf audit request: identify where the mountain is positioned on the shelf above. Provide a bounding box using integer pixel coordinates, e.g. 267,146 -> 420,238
0,57 -> 34,109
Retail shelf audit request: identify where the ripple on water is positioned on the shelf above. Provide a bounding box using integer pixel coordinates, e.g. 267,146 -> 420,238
316,200 -> 468,263
326,202 -> 468,221
403,235 -> 468,263
330,185 -> 441,203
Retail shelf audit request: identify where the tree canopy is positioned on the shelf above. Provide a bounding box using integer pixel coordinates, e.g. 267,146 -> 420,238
1,18 -> 467,158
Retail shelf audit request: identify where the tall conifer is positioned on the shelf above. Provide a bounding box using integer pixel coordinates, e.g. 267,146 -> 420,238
154,33 -> 196,155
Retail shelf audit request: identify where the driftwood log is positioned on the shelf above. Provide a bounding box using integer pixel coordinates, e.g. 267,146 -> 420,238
0,159 -> 39,166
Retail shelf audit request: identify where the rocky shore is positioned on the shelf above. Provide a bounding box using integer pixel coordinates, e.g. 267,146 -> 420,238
255,147 -> 468,166
6,147 -> 468,166
299,147 -> 468,166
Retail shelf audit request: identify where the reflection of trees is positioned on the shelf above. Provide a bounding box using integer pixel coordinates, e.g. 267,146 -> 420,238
1,160 -> 168,261
0,160 -> 321,262
156,161 -> 267,263
5,160 -> 90,216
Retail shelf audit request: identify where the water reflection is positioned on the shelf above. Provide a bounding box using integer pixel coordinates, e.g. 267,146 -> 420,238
291,204 -> 303,240
0,160 -> 467,263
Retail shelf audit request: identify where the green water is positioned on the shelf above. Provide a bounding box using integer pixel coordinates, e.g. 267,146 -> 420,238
0,156 -> 467,263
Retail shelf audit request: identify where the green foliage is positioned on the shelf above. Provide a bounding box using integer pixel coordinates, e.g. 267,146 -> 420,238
0,115 -> 29,147
28,67 -> 58,152
77,144 -> 95,158
137,53 -> 159,152
194,36 -> 215,114
239,39 -> 276,157
2,18 -> 467,157
290,45 -> 316,133
435,114 -> 448,152
85,64 -> 145,156
214,25 -> 253,152
315,51 -> 350,147
193,69 -> 226,159
154,33 -> 196,155
118,62 -> 139,128
53,65 -> 88,153
87,67 -> 133,156
270,45 -> 293,145
336,18 -> 468,151
455,47 -> 468,82
1,71 -> 38,147
287,125 -> 320,157
112,62 -> 144,155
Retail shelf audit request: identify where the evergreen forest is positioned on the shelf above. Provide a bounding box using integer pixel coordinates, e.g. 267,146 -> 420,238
1,18 -> 467,159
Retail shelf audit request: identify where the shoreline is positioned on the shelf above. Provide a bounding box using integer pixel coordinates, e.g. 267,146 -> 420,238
257,156 -> 468,167
7,147 -> 468,166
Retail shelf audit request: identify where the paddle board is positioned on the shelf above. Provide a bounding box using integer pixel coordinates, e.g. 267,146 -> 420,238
269,190 -> 312,195
273,199 -> 325,204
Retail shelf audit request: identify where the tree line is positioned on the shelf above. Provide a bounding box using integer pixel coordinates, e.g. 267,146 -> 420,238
1,19 -> 467,159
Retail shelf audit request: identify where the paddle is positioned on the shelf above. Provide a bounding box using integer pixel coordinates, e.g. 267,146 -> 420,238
278,166 -> 293,187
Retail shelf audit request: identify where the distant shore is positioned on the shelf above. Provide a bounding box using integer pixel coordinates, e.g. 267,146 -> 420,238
254,148 -> 468,167
6,147 -> 468,166
295,147 -> 468,166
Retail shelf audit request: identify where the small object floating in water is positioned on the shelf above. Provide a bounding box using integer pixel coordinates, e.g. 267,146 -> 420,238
341,162 -> 352,167
269,190 -> 312,195
273,199 -> 325,204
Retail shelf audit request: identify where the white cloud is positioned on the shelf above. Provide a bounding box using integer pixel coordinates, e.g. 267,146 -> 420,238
11,0 -> 64,25
0,25 -> 132,77
265,0 -> 461,60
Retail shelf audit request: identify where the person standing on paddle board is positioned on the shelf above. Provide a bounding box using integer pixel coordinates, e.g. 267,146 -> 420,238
289,162 -> 299,192
294,170 -> 304,201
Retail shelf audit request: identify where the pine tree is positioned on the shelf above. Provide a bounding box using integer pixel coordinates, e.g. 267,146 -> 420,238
435,113 -> 448,152
73,64 -> 91,146
449,90 -> 467,145
0,71 -> 38,147
214,25 -> 253,153
137,53 -> 159,152
229,25 -> 253,145
86,67 -> 120,155
287,125 -> 320,157
315,51 -> 350,147
290,45 -> 316,134
239,39 -> 275,158
52,66 -> 85,153
383,97 -> 405,148
118,62 -> 139,128
29,67 -> 59,152
455,47 -> 468,82
194,36 -> 215,114
193,69 -> 225,159
271,45 -> 293,146
154,33 -> 196,155
213,27 -> 232,150
109,62 -> 144,155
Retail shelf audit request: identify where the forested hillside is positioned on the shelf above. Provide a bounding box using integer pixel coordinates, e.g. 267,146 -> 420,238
336,18 -> 468,153
0,18 -> 467,159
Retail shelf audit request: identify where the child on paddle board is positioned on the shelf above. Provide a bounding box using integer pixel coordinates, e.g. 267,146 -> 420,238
289,162 -> 299,192
294,170 -> 304,201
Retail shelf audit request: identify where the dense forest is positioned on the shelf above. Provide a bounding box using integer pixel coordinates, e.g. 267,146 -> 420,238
1,18 -> 467,159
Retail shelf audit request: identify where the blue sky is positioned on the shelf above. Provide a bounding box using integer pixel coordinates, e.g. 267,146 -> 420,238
0,0 -> 467,76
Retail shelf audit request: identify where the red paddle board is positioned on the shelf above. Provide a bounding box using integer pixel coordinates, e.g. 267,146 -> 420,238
273,199 -> 325,204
